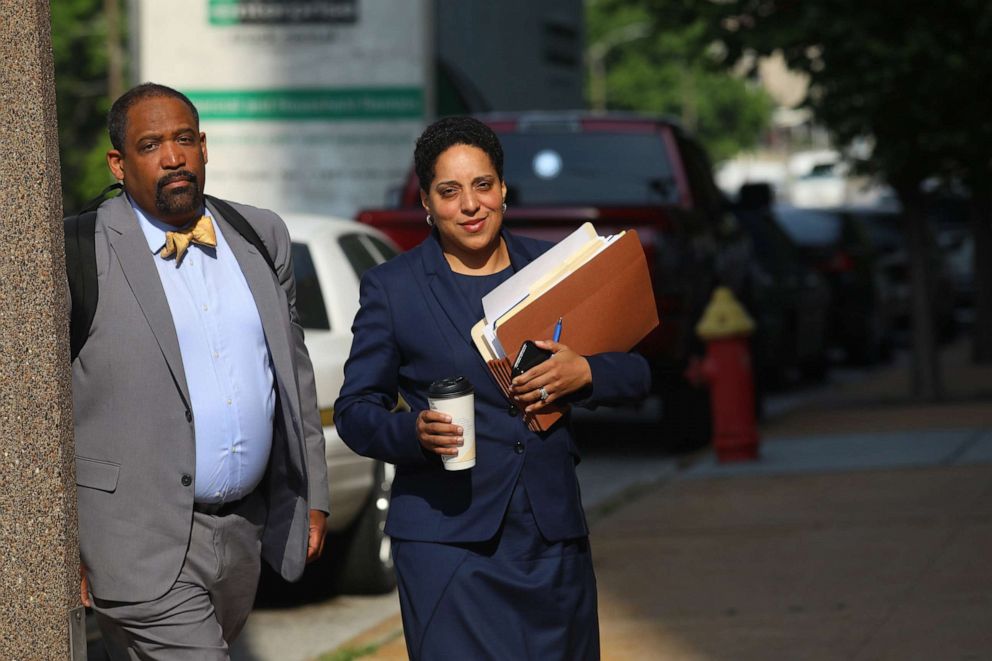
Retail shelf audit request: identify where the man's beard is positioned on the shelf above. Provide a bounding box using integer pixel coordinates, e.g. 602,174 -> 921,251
155,170 -> 201,216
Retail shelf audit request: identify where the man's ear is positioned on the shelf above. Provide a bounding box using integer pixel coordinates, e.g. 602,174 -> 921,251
107,149 -> 125,181
200,132 -> 208,164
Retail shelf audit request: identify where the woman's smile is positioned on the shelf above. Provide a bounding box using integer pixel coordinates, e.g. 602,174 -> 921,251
460,217 -> 487,233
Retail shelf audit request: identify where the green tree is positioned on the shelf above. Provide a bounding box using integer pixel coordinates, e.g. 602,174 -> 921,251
51,0 -> 124,213
672,0 -> 992,399
586,0 -> 773,163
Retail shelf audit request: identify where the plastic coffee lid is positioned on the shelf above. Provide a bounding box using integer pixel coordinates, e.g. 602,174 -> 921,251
428,376 -> 473,398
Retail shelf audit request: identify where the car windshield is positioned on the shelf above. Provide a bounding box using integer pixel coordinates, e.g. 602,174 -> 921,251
774,207 -> 842,246
497,131 -> 679,206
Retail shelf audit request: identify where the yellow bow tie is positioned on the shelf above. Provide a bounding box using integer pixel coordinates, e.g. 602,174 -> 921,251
160,215 -> 217,264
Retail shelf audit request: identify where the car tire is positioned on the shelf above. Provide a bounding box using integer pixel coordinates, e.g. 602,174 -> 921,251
846,307 -> 884,366
799,353 -> 829,382
330,461 -> 396,595
659,372 -> 712,454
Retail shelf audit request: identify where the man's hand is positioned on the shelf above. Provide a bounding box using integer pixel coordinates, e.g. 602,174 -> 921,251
80,563 -> 92,608
307,509 -> 327,563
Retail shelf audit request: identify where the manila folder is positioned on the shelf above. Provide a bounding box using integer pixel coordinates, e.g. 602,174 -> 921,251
496,230 -> 659,364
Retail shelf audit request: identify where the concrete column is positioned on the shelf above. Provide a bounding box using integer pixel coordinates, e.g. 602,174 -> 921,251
0,1 -> 83,659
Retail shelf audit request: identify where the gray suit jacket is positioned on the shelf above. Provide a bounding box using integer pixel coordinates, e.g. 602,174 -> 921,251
71,194 -> 329,602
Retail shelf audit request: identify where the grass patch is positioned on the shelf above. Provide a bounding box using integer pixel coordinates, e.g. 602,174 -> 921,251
316,643 -> 379,661
315,628 -> 403,661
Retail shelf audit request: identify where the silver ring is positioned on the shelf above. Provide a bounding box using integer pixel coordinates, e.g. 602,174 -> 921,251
539,386 -> 549,402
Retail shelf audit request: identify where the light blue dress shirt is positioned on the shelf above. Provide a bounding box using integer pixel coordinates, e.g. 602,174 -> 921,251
132,198 -> 275,504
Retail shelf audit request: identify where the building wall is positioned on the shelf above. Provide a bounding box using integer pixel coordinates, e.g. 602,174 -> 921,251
435,0 -> 584,113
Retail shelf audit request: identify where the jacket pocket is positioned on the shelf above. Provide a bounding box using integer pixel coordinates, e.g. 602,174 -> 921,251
75,456 -> 121,493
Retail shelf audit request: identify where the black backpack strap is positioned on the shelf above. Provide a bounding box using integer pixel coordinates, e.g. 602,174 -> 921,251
65,211 -> 98,361
65,183 -> 123,361
66,190 -> 276,361
205,195 -> 278,275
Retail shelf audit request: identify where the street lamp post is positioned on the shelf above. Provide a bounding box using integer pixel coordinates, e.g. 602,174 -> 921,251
586,22 -> 651,112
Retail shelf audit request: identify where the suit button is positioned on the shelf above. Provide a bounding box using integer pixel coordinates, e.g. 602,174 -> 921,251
513,441 -> 524,455
185,410 -> 193,423
507,405 -> 519,417
181,474 -> 192,487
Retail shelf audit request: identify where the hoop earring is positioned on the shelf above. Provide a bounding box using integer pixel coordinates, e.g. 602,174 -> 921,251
501,202 -> 507,212
425,213 -> 434,227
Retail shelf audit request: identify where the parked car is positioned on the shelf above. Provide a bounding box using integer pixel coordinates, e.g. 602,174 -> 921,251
848,207 -> 957,339
773,205 -> 897,364
942,230 -> 975,309
926,192 -> 974,309
357,111 -> 754,450
265,213 -> 401,597
732,184 -> 832,384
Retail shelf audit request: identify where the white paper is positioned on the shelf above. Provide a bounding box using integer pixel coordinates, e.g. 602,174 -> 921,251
483,326 -> 506,359
482,222 -> 598,329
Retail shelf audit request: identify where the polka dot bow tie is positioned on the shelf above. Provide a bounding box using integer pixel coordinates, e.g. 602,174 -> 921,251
160,215 -> 217,265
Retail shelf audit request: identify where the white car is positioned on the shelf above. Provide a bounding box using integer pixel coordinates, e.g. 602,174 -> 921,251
283,213 -> 401,594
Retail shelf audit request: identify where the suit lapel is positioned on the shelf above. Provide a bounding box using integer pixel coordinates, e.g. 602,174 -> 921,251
104,196 -> 191,408
420,228 -> 540,358
421,236 -> 480,356
207,201 -> 300,414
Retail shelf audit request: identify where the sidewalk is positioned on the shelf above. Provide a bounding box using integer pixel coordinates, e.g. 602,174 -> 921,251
326,340 -> 992,660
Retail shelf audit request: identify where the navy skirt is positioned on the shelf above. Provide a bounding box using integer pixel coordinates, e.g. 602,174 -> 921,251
392,480 -> 600,660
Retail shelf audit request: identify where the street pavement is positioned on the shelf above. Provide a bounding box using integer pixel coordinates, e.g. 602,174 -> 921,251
331,339 -> 992,660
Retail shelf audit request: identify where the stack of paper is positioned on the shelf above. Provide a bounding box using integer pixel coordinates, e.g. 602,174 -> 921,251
472,222 -> 659,432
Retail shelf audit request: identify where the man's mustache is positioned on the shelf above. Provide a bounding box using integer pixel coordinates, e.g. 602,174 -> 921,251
157,171 -> 198,194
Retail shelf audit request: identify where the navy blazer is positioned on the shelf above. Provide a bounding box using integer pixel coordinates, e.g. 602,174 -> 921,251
334,229 -> 651,543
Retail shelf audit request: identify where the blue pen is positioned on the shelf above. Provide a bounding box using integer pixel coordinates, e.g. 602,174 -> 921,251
553,317 -> 563,343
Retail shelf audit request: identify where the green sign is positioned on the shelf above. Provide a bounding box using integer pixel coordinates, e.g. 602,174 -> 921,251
185,88 -> 424,121
209,0 -> 358,26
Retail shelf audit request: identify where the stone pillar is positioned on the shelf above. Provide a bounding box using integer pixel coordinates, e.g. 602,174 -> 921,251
0,1 -> 83,659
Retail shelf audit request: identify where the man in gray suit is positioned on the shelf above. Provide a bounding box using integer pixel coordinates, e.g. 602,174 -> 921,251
73,83 -> 329,659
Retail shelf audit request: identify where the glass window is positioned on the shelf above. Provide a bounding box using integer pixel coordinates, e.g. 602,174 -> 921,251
497,131 -> 678,206
291,243 -> 330,331
365,235 -> 399,262
338,234 -> 380,279
739,211 -> 802,277
850,211 -> 904,253
774,207 -> 842,246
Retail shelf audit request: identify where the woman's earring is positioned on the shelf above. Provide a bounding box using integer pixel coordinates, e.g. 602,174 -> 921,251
425,213 -> 434,227
501,201 -> 507,212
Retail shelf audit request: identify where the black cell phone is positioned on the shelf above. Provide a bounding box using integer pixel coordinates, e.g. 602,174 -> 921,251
512,340 -> 553,377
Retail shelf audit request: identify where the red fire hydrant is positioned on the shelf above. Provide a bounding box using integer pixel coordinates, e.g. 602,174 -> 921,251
686,287 -> 760,462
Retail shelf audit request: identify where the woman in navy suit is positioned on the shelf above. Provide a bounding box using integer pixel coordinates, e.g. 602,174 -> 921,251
334,117 -> 650,660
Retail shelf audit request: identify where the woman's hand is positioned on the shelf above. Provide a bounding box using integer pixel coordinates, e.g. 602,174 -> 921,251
510,340 -> 592,414
416,409 -> 463,457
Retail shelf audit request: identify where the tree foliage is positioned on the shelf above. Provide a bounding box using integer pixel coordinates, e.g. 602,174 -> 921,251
677,0 -> 992,393
586,0 -> 774,163
51,0 -> 119,213
697,0 -> 992,191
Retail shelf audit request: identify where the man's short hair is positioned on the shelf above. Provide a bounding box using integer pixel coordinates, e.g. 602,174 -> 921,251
107,83 -> 200,152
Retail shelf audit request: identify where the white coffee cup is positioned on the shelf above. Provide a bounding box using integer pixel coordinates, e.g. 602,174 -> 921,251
427,376 -> 476,471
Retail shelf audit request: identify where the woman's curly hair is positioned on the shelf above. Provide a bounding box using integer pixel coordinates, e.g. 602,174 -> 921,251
414,116 -> 504,192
